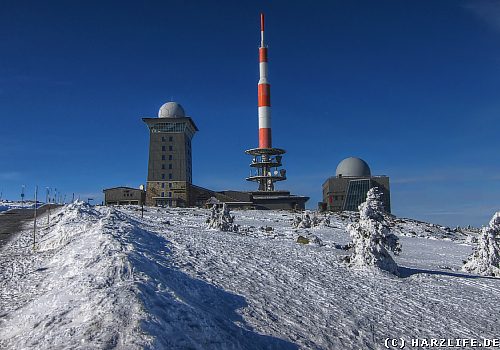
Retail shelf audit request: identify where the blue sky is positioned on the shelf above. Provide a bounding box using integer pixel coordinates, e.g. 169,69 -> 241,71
0,0 -> 499,227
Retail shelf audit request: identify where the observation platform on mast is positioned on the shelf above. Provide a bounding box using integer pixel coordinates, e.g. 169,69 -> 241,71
245,147 -> 287,191
245,147 -> 286,156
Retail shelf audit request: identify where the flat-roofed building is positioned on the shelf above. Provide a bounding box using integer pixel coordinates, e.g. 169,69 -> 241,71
103,187 -> 146,206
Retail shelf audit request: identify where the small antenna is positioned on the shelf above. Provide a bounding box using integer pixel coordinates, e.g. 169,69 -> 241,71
260,13 -> 265,47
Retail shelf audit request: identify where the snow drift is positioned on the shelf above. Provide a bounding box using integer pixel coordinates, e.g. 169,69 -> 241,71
0,202 -> 293,349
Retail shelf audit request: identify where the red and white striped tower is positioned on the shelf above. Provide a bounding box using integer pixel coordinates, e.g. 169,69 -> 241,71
258,13 -> 272,149
246,13 -> 287,192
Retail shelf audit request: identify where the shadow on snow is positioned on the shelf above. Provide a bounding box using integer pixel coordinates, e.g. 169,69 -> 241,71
123,213 -> 298,350
399,266 -> 498,280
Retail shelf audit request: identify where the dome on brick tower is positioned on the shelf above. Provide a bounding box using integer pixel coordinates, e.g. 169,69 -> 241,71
158,102 -> 185,118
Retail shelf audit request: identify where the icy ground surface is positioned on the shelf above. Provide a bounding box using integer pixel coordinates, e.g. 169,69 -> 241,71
1,203 -> 499,349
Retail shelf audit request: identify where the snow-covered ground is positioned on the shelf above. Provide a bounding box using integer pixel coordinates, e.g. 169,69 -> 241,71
0,200 -> 37,213
0,203 -> 499,349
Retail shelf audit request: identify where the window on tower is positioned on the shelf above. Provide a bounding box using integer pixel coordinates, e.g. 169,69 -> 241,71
162,146 -> 166,151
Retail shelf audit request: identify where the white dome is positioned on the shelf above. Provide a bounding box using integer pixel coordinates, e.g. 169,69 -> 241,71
158,102 -> 185,118
335,157 -> 371,177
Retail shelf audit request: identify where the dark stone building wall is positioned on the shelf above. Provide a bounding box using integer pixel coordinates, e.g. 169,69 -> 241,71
143,117 -> 197,207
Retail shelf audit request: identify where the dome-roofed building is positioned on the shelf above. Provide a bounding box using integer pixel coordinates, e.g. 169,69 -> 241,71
321,157 -> 391,213
143,101 -> 198,207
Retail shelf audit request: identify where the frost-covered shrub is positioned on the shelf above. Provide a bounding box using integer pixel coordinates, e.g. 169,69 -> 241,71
462,212 -> 500,277
311,215 -> 320,227
320,216 -> 331,227
347,187 -> 401,275
292,213 -> 311,228
292,212 -> 329,229
465,233 -> 479,244
206,203 -> 239,232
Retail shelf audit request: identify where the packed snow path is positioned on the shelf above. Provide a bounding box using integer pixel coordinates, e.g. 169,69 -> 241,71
1,203 -> 499,349
0,204 -> 61,248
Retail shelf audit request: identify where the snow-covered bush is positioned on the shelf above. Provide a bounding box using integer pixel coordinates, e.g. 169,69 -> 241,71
206,203 -> 239,232
318,215 -> 331,227
292,212 -> 330,229
292,213 -> 312,228
462,212 -> 500,277
465,233 -> 479,244
346,187 -> 401,275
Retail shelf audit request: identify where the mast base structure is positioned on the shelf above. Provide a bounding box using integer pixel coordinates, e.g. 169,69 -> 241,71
244,147 -> 309,210
245,147 -> 287,192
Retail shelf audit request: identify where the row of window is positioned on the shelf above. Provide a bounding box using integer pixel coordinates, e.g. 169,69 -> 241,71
162,154 -> 173,161
161,182 -> 173,189
161,173 -> 173,180
162,145 -> 173,151
150,122 -> 196,140
161,136 -> 173,142
161,192 -> 173,198
152,122 -> 187,133
161,164 -> 173,170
